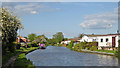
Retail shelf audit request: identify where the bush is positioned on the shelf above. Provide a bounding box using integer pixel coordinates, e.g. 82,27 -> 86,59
8,43 -> 16,53
58,44 -> 62,47
68,40 -> 74,49
73,44 -> 79,51
27,43 -> 31,48
16,43 -> 21,49
45,42 -> 49,46
31,42 -> 38,47
90,46 -> 97,51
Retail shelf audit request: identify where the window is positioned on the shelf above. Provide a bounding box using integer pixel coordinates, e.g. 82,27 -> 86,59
101,39 -> 103,42
106,38 -> 109,42
93,39 -> 96,41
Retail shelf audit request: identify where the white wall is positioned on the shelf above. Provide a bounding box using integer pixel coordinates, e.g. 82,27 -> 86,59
97,35 -> 120,47
61,40 -> 71,44
115,36 -> 119,47
79,35 -> 120,48
78,36 -> 97,42
97,36 -> 112,47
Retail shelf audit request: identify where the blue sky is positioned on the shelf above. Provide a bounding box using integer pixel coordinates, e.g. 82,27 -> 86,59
3,2 -> 118,38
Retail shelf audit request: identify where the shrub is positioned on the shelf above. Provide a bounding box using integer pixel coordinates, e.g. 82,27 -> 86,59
45,42 -> 49,46
90,46 -> 97,51
27,43 -> 31,48
8,43 -> 16,53
73,44 -> 79,51
31,42 -> 38,47
58,44 -> 62,47
16,43 -> 21,49
68,40 -> 74,49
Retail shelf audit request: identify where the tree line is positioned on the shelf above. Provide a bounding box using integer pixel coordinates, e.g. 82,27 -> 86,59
27,32 -> 68,46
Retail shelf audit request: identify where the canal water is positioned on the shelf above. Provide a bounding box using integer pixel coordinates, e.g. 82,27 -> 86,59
26,46 -> 118,66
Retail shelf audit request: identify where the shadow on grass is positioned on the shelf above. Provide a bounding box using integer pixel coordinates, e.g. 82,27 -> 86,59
14,53 -> 35,68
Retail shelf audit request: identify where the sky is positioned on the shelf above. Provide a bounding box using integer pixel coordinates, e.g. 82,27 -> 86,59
2,2 -> 118,38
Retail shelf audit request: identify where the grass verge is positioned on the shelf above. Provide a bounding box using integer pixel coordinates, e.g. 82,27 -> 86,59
2,47 -> 39,68
14,47 -> 39,68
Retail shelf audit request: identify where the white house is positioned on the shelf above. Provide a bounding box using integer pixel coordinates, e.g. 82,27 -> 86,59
78,35 -> 97,42
96,34 -> 120,50
61,40 -> 71,44
78,34 -> 120,50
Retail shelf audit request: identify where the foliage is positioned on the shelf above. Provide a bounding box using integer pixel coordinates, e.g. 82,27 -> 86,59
28,33 -> 36,42
0,7 -> 23,53
58,44 -> 62,47
16,43 -> 21,49
73,44 -> 79,51
62,38 -> 68,41
24,37 -> 28,39
90,46 -> 98,51
68,40 -> 74,49
27,43 -> 31,48
33,35 -> 47,44
116,40 -> 120,58
47,38 -> 57,45
14,53 -> 35,68
53,32 -> 64,43
78,34 -> 84,38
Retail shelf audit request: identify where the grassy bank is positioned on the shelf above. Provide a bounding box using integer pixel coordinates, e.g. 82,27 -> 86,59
14,53 -> 35,68
57,42 -> 117,56
2,46 -> 39,68
97,50 -> 116,53
2,49 -> 22,65
14,47 -> 39,68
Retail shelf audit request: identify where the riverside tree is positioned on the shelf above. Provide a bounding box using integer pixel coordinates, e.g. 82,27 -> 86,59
0,7 -> 23,53
53,32 -> 64,43
28,33 -> 37,42
33,35 -> 47,44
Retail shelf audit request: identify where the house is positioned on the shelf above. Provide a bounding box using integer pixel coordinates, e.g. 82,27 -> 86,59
16,36 -> 30,43
79,34 -> 120,50
78,35 -> 97,42
61,40 -> 71,44
61,38 -> 81,45
96,34 -> 120,50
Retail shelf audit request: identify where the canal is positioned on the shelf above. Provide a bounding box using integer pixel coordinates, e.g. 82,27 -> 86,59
26,46 -> 118,66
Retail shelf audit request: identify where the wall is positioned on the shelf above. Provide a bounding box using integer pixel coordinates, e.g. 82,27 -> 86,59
97,36 -> 112,47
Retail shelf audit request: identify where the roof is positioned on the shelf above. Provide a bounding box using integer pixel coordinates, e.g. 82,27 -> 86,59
18,36 -> 26,39
86,34 -> 120,37
67,38 -> 82,41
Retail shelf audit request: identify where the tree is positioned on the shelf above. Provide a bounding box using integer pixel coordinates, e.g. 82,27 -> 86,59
24,37 -> 28,39
79,34 -> 84,38
33,35 -> 47,44
53,32 -> 64,43
68,40 -> 74,49
47,38 -> 57,45
63,38 -> 68,41
28,33 -> 36,42
0,7 -> 23,53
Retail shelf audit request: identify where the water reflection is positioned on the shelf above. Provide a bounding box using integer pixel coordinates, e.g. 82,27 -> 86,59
26,46 -> 118,66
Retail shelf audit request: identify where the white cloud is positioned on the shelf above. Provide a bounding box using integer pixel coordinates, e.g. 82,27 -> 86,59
3,3 -> 61,15
80,10 -> 118,29
31,11 -> 37,14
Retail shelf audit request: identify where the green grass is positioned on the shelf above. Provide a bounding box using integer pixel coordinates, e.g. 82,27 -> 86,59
2,50 -> 21,65
13,47 -> 39,68
97,50 -> 116,53
14,53 -> 35,68
16,47 -> 39,52
3,46 -> 39,67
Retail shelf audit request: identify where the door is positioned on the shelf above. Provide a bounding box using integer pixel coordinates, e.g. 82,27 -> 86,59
112,37 -> 116,47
